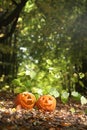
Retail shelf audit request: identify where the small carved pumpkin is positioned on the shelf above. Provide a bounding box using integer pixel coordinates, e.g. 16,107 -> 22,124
36,95 -> 56,111
15,92 -> 36,109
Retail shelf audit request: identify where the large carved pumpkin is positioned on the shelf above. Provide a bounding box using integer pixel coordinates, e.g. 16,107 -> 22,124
15,92 -> 36,109
36,95 -> 56,111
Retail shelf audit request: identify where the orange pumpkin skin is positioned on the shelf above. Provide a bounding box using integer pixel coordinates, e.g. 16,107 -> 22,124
15,92 -> 36,109
36,95 -> 56,111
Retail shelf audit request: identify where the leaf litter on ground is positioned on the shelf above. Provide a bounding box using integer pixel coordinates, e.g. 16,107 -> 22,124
0,92 -> 87,130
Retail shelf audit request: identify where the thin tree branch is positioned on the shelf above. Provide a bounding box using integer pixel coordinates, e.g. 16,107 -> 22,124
0,0 -> 28,27
0,0 -> 28,41
11,0 -> 18,6
0,17 -> 18,42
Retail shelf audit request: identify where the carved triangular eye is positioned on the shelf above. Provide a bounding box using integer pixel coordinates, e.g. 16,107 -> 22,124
42,97 -> 45,100
49,97 -> 52,100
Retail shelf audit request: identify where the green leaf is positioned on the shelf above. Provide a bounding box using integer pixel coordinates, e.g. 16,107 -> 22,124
18,71 -> 25,76
12,79 -> 21,86
69,107 -> 75,114
30,71 -> 36,79
61,91 -> 69,98
50,88 -> 60,98
31,87 -> 43,95
46,59 -> 52,65
25,70 -> 30,75
81,96 -> 87,105
61,91 -> 69,103
71,91 -> 81,101
71,91 -> 79,97
79,72 -> 85,79
79,81 -> 84,87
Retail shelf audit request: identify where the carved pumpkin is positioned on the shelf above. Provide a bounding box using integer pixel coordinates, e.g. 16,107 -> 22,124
36,95 -> 56,111
15,92 -> 36,109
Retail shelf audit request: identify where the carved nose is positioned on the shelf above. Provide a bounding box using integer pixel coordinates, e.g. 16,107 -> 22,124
45,100 -> 48,103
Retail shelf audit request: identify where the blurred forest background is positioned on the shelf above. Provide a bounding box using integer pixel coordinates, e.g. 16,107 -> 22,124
0,0 -> 87,103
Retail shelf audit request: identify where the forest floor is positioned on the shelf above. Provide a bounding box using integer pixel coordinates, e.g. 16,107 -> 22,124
0,92 -> 87,130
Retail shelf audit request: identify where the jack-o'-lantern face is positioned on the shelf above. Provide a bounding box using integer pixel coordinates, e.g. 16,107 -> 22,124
36,95 -> 56,111
15,92 -> 36,109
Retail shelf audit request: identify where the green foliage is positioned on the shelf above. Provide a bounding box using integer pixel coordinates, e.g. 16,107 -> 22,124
71,91 -> 87,105
61,90 -> 69,103
49,88 -> 60,98
71,91 -> 81,101
1,0 -> 87,105
11,59 -> 87,104
69,107 -> 76,114
80,96 -> 87,105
